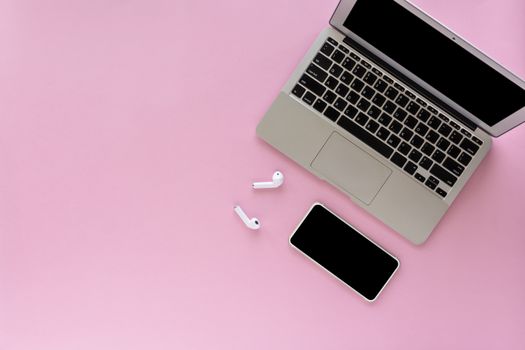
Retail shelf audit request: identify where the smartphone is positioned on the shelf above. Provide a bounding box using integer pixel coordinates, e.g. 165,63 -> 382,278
290,203 -> 399,302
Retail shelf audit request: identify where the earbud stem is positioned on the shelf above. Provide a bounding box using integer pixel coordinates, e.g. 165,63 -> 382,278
252,182 -> 277,189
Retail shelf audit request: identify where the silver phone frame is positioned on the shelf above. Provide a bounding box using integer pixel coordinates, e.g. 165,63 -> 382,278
330,0 -> 525,137
289,202 -> 400,302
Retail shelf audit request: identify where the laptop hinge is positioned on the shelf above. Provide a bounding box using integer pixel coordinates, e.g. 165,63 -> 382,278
343,36 -> 478,131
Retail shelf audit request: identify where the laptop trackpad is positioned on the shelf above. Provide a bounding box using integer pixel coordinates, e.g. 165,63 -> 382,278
311,132 -> 392,205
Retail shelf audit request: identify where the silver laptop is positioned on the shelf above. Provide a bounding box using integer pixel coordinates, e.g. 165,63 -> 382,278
256,0 -> 525,244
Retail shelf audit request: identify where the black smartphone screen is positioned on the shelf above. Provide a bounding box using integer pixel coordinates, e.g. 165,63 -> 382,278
290,204 -> 399,301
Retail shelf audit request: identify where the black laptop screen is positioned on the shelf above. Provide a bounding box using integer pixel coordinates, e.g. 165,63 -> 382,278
343,0 -> 525,126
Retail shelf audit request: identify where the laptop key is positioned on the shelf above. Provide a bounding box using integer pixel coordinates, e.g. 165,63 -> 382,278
447,144 -> 461,158
335,84 -> 350,97
406,101 -> 420,115
307,64 -> 328,82
362,86 -> 375,99
459,138 -> 479,156
393,108 -> 407,122
419,156 -> 433,170
320,42 -> 335,56
323,106 -> 340,122
425,176 -> 439,190
372,67 -> 382,76
460,129 -> 472,138
472,136 -> 483,146
302,91 -> 316,105
340,71 -> 353,85
374,79 -> 388,93
438,123 -> 452,137
436,187 -> 447,198
395,94 -> 409,108
299,74 -> 326,96
430,164 -> 457,186
458,152 -> 472,166
377,127 -> 390,141
436,138 -> 451,151
387,134 -> 401,148
431,149 -> 446,163
350,79 -> 365,92
338,44 -> 349,54
292,84 -> 306,98
438,113 -> 449,122
391,152 -> 407,168
378,113 -> 392,126
389,120 -> 403,134
346,91 -> 360,104
404,115 -> 418,129
410,134 -> 424,148
428,116 -> 441,129
415,173 -> 426,182
334,97 -> 348,112
337,117 -> 394,158
425,130 -> 440,144
404,161 -> 418,175
400,127 -> 413,141
342,57 -> 356,70
409,149 -> 422,163
372,94 -> 386,107
344,105 -> 358,118
360,59 -> 372,69
314,53 -> 332,70
443,157 -> 465,176
363,72 -> 377,85
398,141 -> 411,155
365,120 -> 380,133
383,100 -> 396,114
352,64 -> 367,78
394,82 -> 405,91
329,64 -> 344,78
313,99 -> 327,113
323,90 -> 337,104
449,130 -> 463,144
416,109 -> 431,122
327,37 -> 338,46
385,86 -> 399,100
421,142 -> 435,156
357,99 -> 371,112
355,112 -> 369,126
331,50 -> 345,63
415,123 -> 429,136
325,76 -> 339,90
367,105 -> 381,119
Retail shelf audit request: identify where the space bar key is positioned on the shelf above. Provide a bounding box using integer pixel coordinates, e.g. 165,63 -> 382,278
337,117 -> 394,159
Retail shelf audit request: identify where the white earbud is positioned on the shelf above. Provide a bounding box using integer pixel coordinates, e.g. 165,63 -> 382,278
234,205 -> 260,230
252,171 -> 284,189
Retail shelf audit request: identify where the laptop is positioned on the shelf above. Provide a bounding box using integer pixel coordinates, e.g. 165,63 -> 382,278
256,0 -> 525,244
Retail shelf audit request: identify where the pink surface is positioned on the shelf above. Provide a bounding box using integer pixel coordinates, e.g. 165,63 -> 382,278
1,0 -> 524,349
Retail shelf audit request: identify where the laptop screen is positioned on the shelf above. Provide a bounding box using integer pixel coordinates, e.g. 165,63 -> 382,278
343,0 -> 525,126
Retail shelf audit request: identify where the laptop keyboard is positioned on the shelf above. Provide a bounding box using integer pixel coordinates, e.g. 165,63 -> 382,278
291,37 -> 484,198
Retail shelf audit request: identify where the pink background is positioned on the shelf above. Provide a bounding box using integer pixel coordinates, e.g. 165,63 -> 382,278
1,0 -> 524,349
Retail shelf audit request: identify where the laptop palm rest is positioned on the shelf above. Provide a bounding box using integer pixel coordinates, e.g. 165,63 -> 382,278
311,132 -> 392,205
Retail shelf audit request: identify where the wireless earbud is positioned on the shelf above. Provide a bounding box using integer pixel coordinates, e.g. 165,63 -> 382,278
252,171 -> 284,189
234,205 -> 260,230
